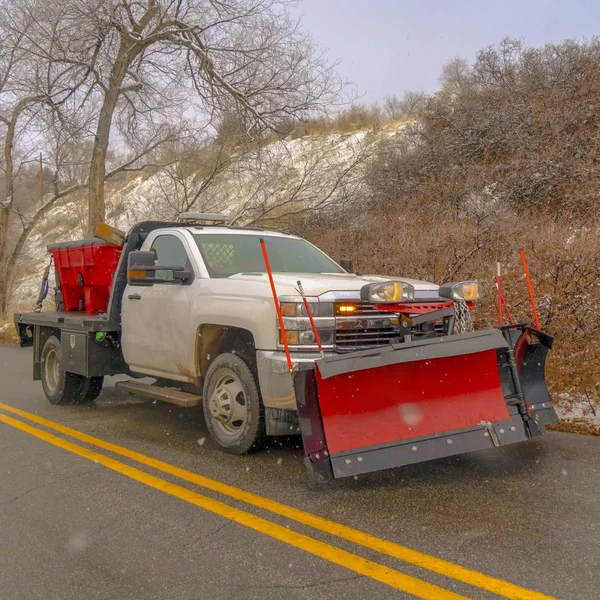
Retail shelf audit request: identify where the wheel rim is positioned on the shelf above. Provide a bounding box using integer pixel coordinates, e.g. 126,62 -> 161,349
208,370 -> 248,439
45,348 -> 60,393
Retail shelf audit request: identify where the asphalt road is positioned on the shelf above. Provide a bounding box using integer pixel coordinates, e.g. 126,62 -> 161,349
0,344 -> 598,600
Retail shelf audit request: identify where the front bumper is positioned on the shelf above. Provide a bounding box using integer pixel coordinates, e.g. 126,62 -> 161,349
256,350 -> 321,435
256,350 -> 319,410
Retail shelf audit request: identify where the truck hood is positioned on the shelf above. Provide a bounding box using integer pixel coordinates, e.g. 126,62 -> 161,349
227,272 -> 440,299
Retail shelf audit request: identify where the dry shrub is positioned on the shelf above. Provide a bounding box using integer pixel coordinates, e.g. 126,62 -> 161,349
291,104 -> 382,138
331,105 -> 382,132
0,302 -> 32,344
295,38 -> 600,419
298,204 -> 600,414
0,320 -> 17,344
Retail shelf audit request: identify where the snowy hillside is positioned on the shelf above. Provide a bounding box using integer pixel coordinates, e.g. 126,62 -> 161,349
13,122 -> 408,307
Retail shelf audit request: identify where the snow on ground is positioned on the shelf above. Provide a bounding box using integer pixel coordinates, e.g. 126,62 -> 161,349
554,395 -> 600,426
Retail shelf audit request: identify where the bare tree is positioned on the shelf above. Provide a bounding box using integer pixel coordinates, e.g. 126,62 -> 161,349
0,4 -> 78,315
12,0 -> 343,234
383,91 -> 427,120
439,57 -> 473,96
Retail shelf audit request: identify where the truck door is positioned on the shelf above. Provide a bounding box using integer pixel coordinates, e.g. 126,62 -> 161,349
121,233 -> 196,381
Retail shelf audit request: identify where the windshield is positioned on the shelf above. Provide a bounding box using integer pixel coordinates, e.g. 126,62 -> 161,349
193,233 -> 344,278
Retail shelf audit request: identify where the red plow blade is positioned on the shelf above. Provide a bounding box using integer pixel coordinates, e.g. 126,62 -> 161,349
295,328 -> 557,481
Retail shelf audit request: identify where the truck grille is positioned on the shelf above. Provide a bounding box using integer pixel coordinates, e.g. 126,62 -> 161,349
335,327 -> 401,350
411,320 -> 447,339
334,302 -> 449,351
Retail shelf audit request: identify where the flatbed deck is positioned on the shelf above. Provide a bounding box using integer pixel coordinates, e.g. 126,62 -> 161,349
15,311 -> 120,332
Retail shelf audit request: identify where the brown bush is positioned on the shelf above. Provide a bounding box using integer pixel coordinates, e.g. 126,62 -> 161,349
298,206 -> 600,410
0,320 -> 17,344
290,39 -> 600,417
290,104 -> 383,138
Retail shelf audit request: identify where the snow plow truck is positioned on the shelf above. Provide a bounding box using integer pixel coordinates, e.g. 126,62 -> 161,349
15,214 -> 558,482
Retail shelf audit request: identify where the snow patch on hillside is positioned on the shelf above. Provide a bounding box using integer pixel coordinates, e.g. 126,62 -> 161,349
555,395 -> 600,426
15,125 -> 398,305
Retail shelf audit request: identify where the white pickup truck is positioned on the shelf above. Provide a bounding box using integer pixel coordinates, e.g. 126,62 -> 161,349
16,215 -> 557,477
15,216 -> 449,451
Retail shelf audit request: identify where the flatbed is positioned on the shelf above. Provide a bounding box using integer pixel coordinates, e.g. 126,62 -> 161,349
15,311 -> 119,332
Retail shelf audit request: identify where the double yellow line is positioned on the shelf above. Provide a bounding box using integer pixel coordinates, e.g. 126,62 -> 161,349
0,402 -> 557,600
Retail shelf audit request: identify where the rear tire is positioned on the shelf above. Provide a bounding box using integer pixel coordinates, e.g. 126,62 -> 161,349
79,376 -> 104,402
202,353 -> 266,455
40,336 -> 99,405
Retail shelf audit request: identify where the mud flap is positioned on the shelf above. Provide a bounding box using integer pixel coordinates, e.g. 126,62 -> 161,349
296,329 -> 556,481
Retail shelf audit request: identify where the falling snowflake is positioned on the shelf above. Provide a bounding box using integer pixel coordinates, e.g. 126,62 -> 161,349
398,403 -> 423,426
67,531 -> 89,553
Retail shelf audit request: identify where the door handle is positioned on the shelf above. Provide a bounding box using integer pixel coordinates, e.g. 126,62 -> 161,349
128,293 -> 142,300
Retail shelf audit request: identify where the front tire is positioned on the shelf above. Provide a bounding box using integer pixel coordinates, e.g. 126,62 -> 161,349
202,353 -> 266,454
41,336 -> 99,405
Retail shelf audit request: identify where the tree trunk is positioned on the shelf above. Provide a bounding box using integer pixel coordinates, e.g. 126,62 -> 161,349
87,43 -> 135,236
0,117 -> 16,318
0,206 -> 9,283
0,263 -> 15,318
87,86 -> 121,236
0,276 -> 9,318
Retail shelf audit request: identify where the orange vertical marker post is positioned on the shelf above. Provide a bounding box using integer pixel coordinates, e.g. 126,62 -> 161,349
260,238 -> 294,373
519,250 -> 540,330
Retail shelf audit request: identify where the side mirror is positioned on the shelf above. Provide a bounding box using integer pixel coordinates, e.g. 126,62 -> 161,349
340,258 -> 354,273
127,251 -> 156,286
127,251 -> 194,285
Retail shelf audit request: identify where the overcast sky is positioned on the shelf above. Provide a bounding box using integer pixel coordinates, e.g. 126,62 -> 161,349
295,0 -> 600,103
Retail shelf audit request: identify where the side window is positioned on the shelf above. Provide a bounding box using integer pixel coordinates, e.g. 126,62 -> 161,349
150,235 -> 192,281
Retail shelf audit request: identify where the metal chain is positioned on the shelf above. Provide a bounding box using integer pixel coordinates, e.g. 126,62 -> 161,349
453,298 -> 474,334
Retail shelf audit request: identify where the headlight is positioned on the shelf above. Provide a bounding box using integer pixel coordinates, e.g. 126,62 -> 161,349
280,329 -> 334,346
438,281 -> 480,301
360,281 -> 415,303
279,301 -> 335,348
280,302 -> 333,318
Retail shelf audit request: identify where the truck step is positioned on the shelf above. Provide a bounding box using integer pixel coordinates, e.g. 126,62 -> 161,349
116,381 -> 202,407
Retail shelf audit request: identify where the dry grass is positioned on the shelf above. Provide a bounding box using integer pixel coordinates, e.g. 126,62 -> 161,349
291,105 -> 383,138
548,421 -> 600,436
1,302 -> 34,344
0,319 -> 17,344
